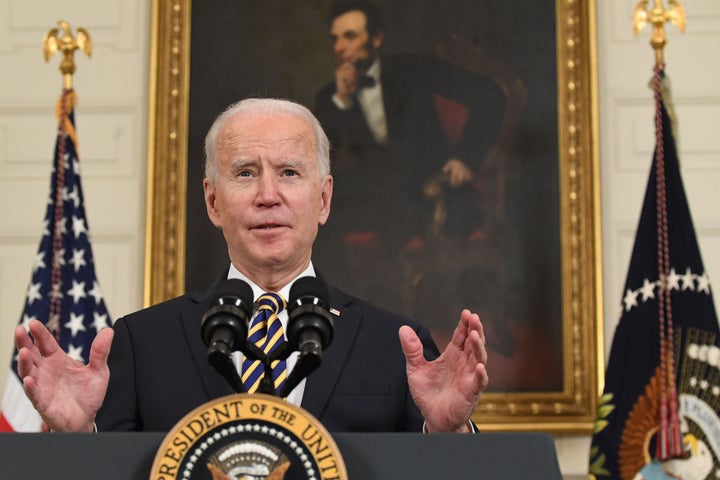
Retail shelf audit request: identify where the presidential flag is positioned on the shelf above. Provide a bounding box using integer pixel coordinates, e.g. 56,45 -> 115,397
589,65 -> 720,479
0,89 -> 112,432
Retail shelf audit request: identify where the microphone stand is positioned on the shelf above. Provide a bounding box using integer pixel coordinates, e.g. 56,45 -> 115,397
208,348 -> 245,393
277,350 -> 321,398
238,342 -> 322,397
215,340 -> 323,398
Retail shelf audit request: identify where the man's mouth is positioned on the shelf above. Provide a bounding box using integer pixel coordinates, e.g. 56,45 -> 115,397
254,223 -> 284,230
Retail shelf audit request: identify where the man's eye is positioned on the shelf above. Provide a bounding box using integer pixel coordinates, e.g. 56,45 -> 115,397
283,170 -> 298,177
238,171 -> 252,177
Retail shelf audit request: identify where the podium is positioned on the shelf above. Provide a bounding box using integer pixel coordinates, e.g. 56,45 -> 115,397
0,431 -> 561,479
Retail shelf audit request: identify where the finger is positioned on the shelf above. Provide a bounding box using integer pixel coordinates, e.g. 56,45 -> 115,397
465,328 -> 487,366
461,310 -> 484,340
474,315 -> 486,346
336,62 -> 357,80
336,61 -> 355,71
463,334 -> 489,394
14,324 -> 36,352
450,169 -> 463,187
22,375 -> 41,406
450,310 -> 473,348
16,347 -> 37,378
470,314 -> 488,363
457,173 -> 470,186
88,327 -> 114,371
16,333 -> 46,374
28,319 -> 61,357
466,311 -> 484,340
476,362 -> 490,391
462,312 -> 487,357
398,325 -> 426,369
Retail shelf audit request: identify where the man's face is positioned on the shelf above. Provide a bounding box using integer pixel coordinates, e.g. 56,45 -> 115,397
203,111 -> 333,280
329,10 -> 383,69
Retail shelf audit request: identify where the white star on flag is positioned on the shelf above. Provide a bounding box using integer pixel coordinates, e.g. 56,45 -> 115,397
624,288 -> 640,312
70,248 -> 86,272
64,312 -> 86,337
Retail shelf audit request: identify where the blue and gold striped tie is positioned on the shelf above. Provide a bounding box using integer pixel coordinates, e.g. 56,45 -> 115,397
241,292 -> 287,394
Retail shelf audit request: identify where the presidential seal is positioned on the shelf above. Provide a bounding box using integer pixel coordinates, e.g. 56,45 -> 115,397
618,331 -> 720,479
149,394 -> 347,480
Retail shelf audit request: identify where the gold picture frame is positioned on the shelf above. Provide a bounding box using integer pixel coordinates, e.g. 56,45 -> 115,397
144,0 -> 602,433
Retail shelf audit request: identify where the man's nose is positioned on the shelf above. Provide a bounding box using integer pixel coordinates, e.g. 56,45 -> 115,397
255,173 -> 281,204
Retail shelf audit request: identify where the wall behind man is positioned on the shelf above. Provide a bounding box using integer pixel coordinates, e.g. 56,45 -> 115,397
0,1 -> 718,478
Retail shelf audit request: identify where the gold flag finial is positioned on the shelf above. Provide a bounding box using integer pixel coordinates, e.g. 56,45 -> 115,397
43,20 -> 92,89
632,0 -> 685,65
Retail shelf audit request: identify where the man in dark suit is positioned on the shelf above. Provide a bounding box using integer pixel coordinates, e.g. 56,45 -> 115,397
313,0 -> 505,309
14,97 -> 488,434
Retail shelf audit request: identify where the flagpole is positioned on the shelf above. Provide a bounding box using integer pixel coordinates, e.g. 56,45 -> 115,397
633,0 -> 687,462
42,22 -> 93,343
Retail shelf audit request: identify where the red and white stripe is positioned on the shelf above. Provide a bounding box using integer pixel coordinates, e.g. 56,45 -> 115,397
0,370 -> 42,432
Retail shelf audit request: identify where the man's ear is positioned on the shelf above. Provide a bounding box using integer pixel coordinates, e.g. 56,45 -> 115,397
372,31 -> 384,50
203,178 -> 222,228
318,175 -> 333,226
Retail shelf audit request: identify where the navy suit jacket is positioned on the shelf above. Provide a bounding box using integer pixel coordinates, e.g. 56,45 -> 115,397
96,276 -> 440,433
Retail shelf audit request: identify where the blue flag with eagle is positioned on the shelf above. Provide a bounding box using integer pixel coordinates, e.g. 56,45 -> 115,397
589,66 -> 720,479
0,89 -> 112,432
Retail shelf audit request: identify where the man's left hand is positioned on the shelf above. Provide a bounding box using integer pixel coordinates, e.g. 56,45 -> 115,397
442,159 -> 474,187
399,309 -> 489,433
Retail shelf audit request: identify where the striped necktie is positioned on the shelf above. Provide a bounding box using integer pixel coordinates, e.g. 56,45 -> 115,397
241,292 -> 287,394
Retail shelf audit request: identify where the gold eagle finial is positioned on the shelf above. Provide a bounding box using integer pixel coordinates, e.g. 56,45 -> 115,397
43,20 -> 92,89
633,0 -> 685,65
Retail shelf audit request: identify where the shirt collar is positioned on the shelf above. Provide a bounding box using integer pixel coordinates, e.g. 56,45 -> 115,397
227,263 -> 316,303
365,58 -> 381,83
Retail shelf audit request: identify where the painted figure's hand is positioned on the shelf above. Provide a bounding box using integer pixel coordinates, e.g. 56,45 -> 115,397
443,159 -> 474,187
334,62 -> 361,107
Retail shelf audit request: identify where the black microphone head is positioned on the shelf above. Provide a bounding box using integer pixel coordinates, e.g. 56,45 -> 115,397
213,278 -> 254,306
287,276 -> 333,350
200,278 -> 254,349
289,276 -> 329,308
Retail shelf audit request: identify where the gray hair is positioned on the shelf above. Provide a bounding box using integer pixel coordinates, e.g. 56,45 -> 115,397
204,97 -> 331,184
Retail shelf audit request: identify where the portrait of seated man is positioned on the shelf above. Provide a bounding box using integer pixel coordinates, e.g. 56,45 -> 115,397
312,0 -> 507,344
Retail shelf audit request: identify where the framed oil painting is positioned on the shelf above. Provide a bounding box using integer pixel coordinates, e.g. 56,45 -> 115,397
145,0 -> 602,433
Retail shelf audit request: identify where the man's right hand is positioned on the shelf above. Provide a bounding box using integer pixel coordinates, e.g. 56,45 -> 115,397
14,319 -> 113,432
333,62 -> 361,107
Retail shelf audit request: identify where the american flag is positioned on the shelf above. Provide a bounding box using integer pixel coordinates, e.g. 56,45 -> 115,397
0,89 -> 112,432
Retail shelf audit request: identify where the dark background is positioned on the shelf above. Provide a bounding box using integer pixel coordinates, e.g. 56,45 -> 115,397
185,0 -> 561,392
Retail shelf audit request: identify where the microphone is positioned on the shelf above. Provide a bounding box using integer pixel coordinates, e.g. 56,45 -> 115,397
201,278 -> 254,392
286,276 -> 334,358
277,276 -> 334,398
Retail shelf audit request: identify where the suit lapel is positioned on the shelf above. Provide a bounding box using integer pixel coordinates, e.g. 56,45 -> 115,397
181,276 -> 236,400
300,286 -> 362,417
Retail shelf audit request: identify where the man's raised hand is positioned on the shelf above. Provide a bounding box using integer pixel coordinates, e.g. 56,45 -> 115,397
14,319 -> 113,432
